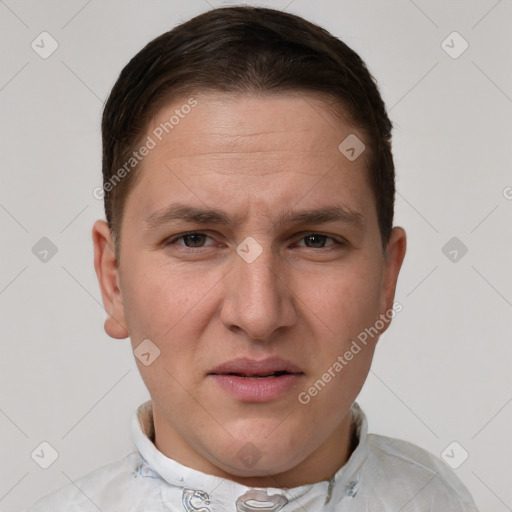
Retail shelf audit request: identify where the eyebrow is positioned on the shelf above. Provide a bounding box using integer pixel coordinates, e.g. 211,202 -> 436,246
144,202 -> 364,231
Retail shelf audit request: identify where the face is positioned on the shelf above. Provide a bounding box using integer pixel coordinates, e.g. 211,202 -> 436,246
93,92 -> 406,488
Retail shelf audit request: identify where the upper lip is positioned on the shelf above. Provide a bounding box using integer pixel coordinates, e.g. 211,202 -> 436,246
208,357 -> 303,377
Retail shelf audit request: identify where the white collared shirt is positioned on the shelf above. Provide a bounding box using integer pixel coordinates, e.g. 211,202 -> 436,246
25,401 -> 479,511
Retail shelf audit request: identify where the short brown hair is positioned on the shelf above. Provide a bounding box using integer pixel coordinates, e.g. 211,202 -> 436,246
101,6 -> 394,261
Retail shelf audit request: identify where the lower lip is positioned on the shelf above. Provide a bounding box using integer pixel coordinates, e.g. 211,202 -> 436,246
209,374 -> 303,402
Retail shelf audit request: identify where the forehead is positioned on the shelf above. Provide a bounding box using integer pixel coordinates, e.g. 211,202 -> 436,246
148,92 -> 359,163
124,92 -> 374,227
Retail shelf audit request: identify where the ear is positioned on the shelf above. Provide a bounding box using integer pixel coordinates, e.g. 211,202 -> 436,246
92,220 -> 129,339
378,227 -> 407,333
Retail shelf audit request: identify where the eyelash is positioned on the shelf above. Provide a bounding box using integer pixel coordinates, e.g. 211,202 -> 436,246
163,231 -> 346,250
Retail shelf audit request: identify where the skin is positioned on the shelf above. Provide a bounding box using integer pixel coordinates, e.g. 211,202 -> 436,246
92,92 -> 406,488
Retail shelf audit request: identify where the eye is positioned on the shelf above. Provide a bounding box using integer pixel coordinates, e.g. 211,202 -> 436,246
295,233 -> 343,249
164,231 -> 346,251
165,232 -> 215,248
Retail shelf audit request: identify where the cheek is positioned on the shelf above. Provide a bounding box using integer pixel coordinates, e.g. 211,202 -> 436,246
297,259 -> 383,341
120,258 -> 204,343
297,268 -> 381,416
121,262 -> 209,394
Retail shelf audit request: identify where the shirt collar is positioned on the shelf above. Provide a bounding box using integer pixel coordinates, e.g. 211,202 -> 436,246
131,400 -> 369,510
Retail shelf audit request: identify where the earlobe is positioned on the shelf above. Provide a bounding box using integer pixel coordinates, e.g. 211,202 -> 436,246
92,220 -> 129,340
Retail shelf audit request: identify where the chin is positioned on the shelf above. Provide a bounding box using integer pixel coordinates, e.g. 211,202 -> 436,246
208,442 -> 305,480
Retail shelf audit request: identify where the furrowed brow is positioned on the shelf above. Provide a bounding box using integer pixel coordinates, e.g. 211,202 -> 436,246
144,203 -> 234,230
143,203 -> 364,231
275,206 -> 364,230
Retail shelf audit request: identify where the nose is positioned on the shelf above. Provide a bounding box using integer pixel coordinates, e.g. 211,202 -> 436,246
220,243 -> 297,341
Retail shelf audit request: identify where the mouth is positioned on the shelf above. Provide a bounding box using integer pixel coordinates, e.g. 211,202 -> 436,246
215,370 -> 297,379
208,357 -> 304,402
208,357 -> 304,378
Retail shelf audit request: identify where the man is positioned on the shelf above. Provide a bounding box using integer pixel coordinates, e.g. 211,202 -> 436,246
26,6 -> 478,511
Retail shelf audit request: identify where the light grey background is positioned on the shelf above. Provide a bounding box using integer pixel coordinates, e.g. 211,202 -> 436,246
1,1 -> 511,510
